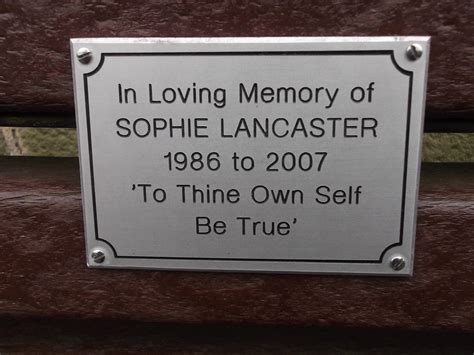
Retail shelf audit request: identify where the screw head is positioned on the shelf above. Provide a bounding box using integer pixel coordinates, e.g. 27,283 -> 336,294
406,43 -> 423,60
76,47 -> 92,64
91,249 -> 105,264
390,256 -> 406,271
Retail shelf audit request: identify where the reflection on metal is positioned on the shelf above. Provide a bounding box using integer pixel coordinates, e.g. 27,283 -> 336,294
91,249 -> 106,264
406,43 -> 423,61
76,47 -> 92,64
390,256 -> 407,271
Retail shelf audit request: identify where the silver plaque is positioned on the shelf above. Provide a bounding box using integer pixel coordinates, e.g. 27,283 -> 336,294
71,37 -> 430,276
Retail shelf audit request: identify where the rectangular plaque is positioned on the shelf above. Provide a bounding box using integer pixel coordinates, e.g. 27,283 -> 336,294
71,37 -> 430,275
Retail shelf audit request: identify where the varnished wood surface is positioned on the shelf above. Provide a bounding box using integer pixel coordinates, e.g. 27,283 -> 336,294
0,1 -> 473,127
0,318 -> 473,353
0,157 -> 473,332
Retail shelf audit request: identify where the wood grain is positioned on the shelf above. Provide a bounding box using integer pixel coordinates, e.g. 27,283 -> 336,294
0,157 -> 473,332
0,0 -> 473,126
0,318 -> 473,353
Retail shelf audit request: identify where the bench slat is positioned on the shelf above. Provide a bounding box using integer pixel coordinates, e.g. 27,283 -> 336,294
0,1 -> 473,130
0,157 -> 472,332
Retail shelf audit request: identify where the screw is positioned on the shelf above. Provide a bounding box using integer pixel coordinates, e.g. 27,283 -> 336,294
91,249 -> 105,264
77,47 -> 92,64
406,44 -> 423,60
390,256 -> 406,271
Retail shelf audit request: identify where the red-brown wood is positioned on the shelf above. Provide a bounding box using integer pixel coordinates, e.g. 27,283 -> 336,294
0,157 -> 473,332
0,0 -> 473,126
0,318 -> 473,353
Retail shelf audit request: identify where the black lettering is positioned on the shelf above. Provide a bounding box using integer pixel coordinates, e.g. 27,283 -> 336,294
261,87 -> 274,103
344,118 -> 359,138
362,118 -> 378,137
124,87 -> 137,104
214,88 -> 226,108
240,83 -> 258,103
133,118 -> 151,138
116,118 -> 131,137
310,118 -> 325,137
315,185 -> 331,204
276,87 -> 296,103
148,84 -> 161,103
196,216 -> 211,235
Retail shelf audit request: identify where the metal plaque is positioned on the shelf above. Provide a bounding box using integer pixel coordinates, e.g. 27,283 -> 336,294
71,37 -> 430,276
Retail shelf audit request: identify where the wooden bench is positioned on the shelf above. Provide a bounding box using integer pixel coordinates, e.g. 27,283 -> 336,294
0,1 -> 473,352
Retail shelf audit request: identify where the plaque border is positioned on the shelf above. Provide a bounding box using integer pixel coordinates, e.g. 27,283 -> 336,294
82,50 -> 413,264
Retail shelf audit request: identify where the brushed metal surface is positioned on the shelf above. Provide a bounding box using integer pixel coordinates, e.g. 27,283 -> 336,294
71,37 -> 430,275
